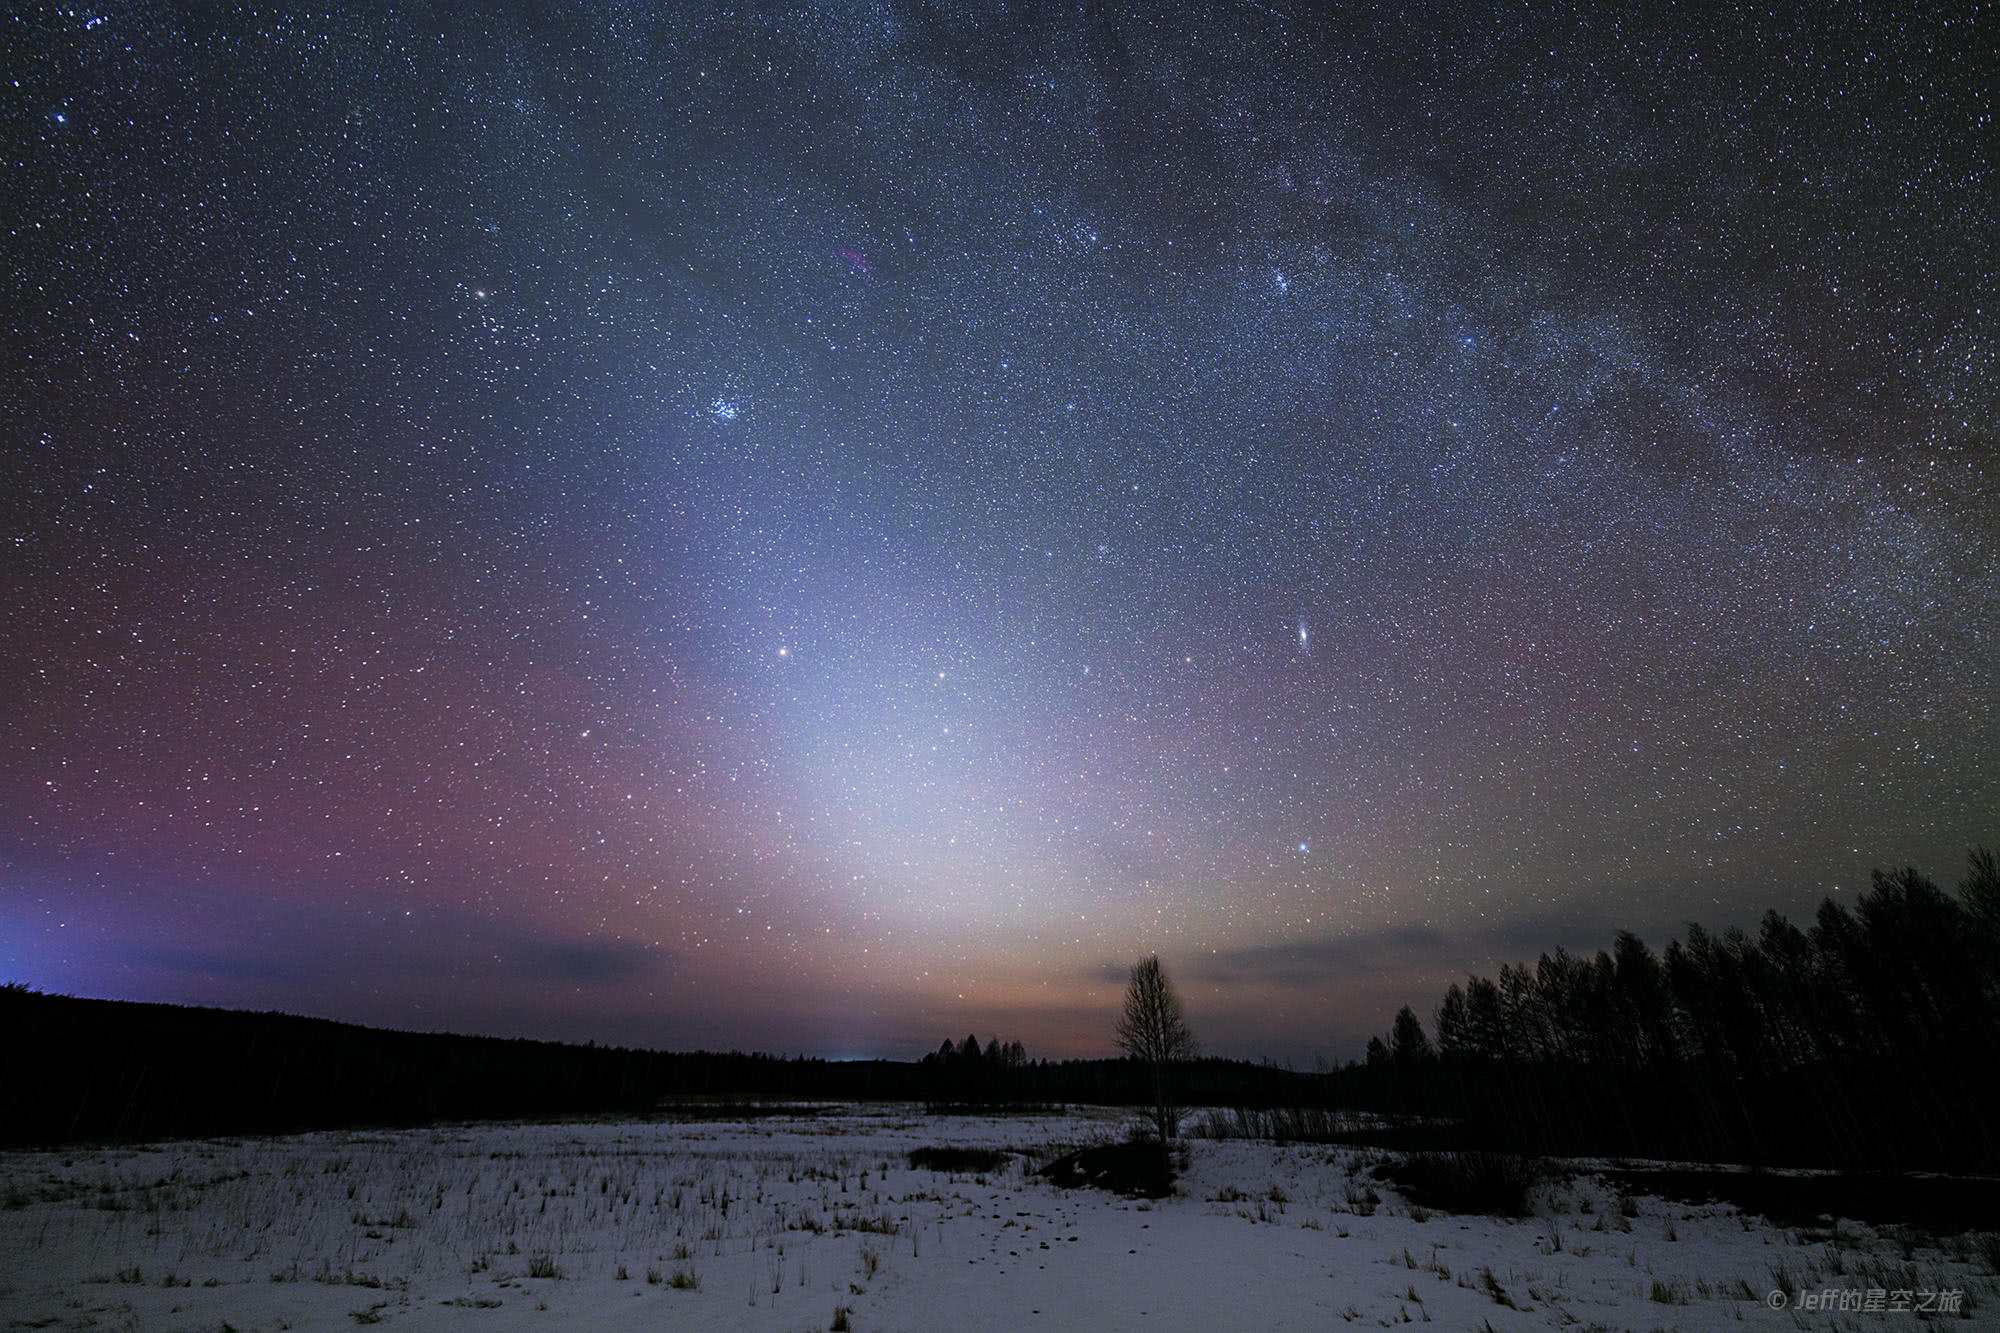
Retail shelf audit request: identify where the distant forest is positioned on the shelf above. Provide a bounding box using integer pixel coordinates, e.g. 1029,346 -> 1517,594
0,989 -> 1312,1148
6,848 -> 1993,1172
1337,848 -> 2000,1172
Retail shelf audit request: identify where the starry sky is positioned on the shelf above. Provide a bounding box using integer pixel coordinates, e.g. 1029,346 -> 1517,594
3,2 -> 1993,1063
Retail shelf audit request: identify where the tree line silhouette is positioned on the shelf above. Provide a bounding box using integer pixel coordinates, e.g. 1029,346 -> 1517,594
918,1033 -> 1036,1109
0,990 -> 1320,1147
925,1034 -> 1031,1068
10,846 -> 1989,1169
1341,848 -> 2000,1171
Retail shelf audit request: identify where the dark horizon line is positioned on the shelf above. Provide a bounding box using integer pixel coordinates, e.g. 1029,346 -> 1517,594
9,984 -> 1328,1070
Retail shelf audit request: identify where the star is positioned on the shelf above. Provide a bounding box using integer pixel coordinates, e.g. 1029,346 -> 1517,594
1,0 -> 1984,1066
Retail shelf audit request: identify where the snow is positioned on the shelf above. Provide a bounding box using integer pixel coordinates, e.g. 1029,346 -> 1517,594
1,1105 -> 1989,1330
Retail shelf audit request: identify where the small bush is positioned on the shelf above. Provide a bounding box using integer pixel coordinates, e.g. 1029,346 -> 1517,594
1191,1106 -> 1355,1143
1380,1152 -> 1547,1218
669,1265 -> 700,1290
908,1146 -> 1011,1173
526,1254 -> 563,1280
1035,1143 -> 1176,1198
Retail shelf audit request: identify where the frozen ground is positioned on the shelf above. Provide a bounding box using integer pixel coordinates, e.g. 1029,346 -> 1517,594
1,1105 -> 1992,1331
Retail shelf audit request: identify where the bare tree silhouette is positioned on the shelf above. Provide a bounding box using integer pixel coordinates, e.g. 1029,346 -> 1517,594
1114,954 -> 1198,1141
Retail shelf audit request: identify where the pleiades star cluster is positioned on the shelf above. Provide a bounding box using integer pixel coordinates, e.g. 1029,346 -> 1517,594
3,3 -> 1991,1060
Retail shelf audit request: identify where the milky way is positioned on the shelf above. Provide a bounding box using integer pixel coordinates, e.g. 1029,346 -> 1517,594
3,3 -> 1992,1060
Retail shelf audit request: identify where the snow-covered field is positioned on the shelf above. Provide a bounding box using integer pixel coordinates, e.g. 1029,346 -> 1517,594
2,1105 -> 1991,1331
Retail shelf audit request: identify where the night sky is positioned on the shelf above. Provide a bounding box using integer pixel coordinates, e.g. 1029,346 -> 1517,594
4,3 -> 1992,1063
